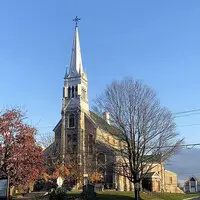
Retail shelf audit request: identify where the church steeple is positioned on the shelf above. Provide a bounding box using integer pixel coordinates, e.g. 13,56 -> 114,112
66,17 -> 84,78
63,17 -> 89,113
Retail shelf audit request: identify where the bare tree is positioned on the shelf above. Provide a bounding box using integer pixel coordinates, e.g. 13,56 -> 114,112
95,78 -> 183,200
37,132 -> 55,149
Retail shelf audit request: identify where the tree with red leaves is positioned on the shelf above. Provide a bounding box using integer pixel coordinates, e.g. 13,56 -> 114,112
0,109 -> 45,189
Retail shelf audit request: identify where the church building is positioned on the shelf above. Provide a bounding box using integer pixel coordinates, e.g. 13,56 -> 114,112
47,18 -> 181,193
52,19 -> 123,190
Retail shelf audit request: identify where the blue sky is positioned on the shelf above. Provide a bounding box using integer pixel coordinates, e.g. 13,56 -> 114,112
1,0 -> 200,145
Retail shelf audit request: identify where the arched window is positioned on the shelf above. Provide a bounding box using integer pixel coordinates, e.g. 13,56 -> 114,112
68,114 -> 75,128
72,86 -> 74,98
97,153 -> 106,165
68,87 -> 71,98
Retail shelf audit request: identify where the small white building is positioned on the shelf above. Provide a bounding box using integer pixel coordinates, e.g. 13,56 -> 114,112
184,177 -> 200,193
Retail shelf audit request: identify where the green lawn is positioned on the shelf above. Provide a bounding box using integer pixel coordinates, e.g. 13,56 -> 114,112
68,191 -> 200,200
97,191 -> 155,200
150,192 -> 199,200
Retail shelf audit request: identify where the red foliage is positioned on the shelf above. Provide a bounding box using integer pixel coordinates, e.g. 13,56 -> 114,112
0,109 -> 45,188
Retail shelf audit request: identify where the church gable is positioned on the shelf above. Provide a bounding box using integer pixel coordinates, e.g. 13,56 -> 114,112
143,172 -> 160,179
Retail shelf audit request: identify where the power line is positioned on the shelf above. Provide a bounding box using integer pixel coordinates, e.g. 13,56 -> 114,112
173,109 -> 200,116
176,143 -> 200,149
174,112 -> 200,118
145,143 -> 200,150
178,143 -> 200,149
178,123 -> 200,127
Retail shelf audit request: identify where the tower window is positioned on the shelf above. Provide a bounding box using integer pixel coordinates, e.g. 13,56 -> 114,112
75,85 -> 78,97
72,86 -> 74,98
68,87 -> 71,98
68,114 -> 75,128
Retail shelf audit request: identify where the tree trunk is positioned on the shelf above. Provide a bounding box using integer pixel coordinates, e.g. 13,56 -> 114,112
134,187 -> 140,200
134,174 -> 141,200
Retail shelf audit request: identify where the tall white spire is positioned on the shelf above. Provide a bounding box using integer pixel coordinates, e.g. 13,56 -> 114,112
63,16 -> 89,113
67,21 -> 84,78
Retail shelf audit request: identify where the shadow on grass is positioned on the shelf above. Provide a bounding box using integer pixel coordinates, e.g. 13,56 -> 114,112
68,192 -> 136,200
68,191 -> 147,200
68,191 -> 200,200
97,193 -> 141,200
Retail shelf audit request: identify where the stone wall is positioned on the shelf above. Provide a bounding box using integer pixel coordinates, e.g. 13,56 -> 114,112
164,170 -> 180,193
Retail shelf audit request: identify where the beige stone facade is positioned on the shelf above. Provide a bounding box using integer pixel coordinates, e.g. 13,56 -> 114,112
142,164 -> 183,193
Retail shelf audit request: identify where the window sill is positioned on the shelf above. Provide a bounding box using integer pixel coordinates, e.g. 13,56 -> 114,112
67,127 -> 76,129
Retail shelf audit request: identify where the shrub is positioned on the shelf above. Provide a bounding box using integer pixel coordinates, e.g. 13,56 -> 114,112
49,187 -> 67,200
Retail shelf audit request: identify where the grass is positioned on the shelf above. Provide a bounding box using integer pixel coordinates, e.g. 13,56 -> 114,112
68,191 -> 200,200
97,191 -> 155,200
151,192 -> 199,200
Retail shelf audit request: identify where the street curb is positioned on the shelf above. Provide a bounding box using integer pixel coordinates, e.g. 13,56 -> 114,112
183,196 -> 200,200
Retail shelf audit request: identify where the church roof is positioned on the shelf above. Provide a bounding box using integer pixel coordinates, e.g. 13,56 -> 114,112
43,142 -> 54,155
143,154 -> 162,163
89,111 -> 121,137
95,140 -> 116,155
185,177 -> 200,185
143,172 -> 160,179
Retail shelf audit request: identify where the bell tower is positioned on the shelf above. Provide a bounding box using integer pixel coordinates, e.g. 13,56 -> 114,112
60,17 -> 88,181
62,17 -> 89,113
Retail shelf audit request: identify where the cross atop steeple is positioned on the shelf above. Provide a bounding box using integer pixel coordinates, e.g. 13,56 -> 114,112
73,16 -> 81,27
66,16 -> 85,79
